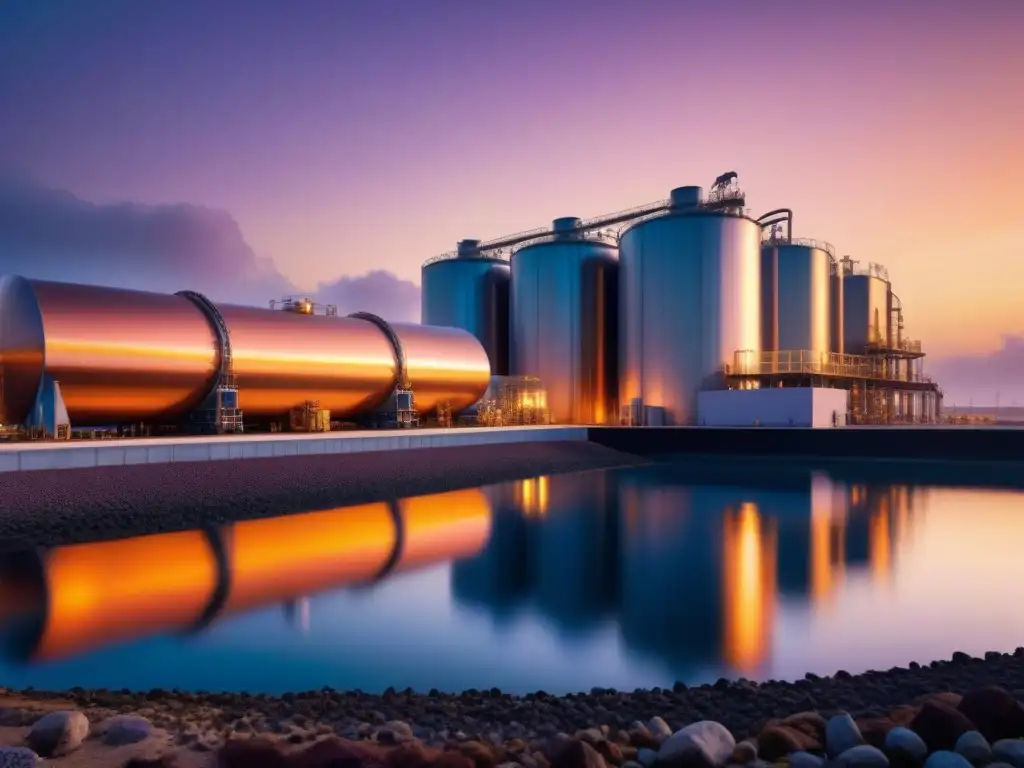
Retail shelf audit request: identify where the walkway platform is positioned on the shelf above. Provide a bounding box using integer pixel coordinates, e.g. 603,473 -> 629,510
0,426 -> 589,473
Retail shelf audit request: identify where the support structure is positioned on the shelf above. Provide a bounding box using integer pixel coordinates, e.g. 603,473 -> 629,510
176,291 -> 244,434
348,311 -> 419,428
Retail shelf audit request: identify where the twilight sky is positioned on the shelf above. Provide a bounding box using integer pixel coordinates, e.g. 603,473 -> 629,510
0,0 -> 1022,402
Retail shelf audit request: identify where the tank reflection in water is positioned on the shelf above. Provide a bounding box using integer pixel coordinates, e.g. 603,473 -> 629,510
0,462 -> 1020,694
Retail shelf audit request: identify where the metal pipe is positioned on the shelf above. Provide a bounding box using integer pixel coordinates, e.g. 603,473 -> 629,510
757,208 -> 793,240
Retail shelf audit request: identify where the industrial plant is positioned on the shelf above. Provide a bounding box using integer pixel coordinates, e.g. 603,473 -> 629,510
423,172 -> 942,428
0,171 -> 941,441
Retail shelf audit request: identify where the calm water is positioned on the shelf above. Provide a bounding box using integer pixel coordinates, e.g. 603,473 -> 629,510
1,457 -> 1023,695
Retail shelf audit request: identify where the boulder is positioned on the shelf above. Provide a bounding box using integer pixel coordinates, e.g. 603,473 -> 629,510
908,702 -> 975,752
958,687 -> 1024,742
953,731 -> 992,764
25,709 -> 89,757
658,721 -> 736,768
827,713 -> 866,758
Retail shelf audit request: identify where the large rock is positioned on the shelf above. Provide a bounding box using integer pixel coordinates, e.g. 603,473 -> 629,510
958,687 -> 1024,742
909,702 -> 976,752
828,713 -> 866,758
658,721 -> 736,768
954,731 -> 992,764
757,725 -> 819,761
884,727 -> 928,764
649,718 -> 674,744
101,714 -> 153,746
923,752 -> 973,768
25,709 -> 90,757
835,745 -> 890,768
857,719 -> 897,750
0,747 -> 40,768
992,740 -> 1024,768
782,713 -> 829,744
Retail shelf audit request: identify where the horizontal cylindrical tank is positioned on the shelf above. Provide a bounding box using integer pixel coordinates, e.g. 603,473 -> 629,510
0,276 -> 493,425
619,189 -> 761,425
510,219 -> 619,424
760,244 -> 832,355
389,322 -> 493,414
843,273 -> 891,353
421,244 -> 511,376
4,488 -> 493,661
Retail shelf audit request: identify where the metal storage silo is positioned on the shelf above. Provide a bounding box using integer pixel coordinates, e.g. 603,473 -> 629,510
619,186 -> 761,426
510,217 -> 618,424
421,240 -> 510,375
760,242 -> 833,356
841,260 -> 892,353
830,269 -> 844,354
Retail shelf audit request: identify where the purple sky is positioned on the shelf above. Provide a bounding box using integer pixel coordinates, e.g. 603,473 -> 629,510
0,0 -> 1022,403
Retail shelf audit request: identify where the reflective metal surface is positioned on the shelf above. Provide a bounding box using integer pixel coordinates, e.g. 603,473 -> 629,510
619,212 -> 761,425
421,256 -> 511,376
11,488 -> 491,662
510,235 -> 619,424
0,275 -> 45,425
760,244 -> 832,355
217,305 -> 397,418
390,322 -> 493,414
30,280 -> 218,425
843,275 -> 891,353
830,272 -> 844,354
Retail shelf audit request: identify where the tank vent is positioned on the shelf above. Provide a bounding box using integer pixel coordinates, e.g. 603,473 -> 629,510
552,217 -> 583,240
669,187 -> 703,209
457,239 -> 482,257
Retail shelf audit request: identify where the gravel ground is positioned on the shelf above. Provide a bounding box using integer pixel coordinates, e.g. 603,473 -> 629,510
0,441 -> 648,548
5,651 -> 1024,766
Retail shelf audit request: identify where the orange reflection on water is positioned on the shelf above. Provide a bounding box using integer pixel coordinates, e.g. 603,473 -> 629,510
226,502 -> 397,614
516,476 -> 550,517
810,476 -> 847,607
396,489 -> 493,572
721,503 -> 778,674
869,499 -> 892,585
37,530 -> 219,661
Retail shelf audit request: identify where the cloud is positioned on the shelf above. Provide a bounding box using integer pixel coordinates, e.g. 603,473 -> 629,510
929,335 -> 1024,405
0,171 -> 422,321
314,270 -> 422,323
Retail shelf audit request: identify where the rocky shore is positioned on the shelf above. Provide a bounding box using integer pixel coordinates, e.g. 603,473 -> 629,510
4,651 -> 1024,767
0,441 -> 647,548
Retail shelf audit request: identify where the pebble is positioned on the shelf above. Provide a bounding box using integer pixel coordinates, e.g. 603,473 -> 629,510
828,713 -> 867,758
648,717 -> 673,743
992,740 -> 1024,768
884,727 -> 928,763
834,745 -> 889,768
100,714 -> 153,745
788,751 -> 826,768
658,721 -> 736,768
924,752 -> 974,768
0,747 -> 40,768
954,731 -> 992,764
637,747 -> 658,767
25,709 -> 90,757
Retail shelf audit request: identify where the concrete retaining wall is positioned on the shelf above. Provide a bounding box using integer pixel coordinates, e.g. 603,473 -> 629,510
0,426 -> 589,473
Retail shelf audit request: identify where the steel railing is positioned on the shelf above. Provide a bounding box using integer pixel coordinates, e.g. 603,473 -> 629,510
728,349 -> 936,384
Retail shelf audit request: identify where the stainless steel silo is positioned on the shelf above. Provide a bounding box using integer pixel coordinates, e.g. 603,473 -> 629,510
760,243 -> 832,356
510,217 -> 618,425
619,187 -> 761,426
830,269 -> 844,354
842,262 -> 892,353
421,239 -> 511,375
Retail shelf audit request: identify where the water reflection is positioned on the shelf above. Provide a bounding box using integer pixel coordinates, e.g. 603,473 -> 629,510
452,467 -> 915,680
0,458 -> 1007,695
0,488 -> 492,662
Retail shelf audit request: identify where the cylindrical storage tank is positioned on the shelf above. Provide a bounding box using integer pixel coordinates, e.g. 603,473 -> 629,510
421,241 -> 511,376
760,243 -> 832,355
389,322 -> 493,414
842,272 -> 892,354
830,270 -> 844,354
619,189 -> 761,425
510,218 -> 619,424
0,278 -> 218,426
